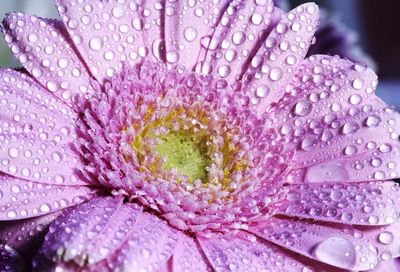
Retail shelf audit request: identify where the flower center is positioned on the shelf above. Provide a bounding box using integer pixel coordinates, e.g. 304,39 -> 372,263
154,132 -> 210,181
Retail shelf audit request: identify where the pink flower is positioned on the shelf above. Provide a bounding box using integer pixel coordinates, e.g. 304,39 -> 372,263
0,0 -> 399,271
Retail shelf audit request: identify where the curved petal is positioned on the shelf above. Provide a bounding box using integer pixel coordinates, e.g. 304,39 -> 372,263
194,0 -> 277,83
0,69 -> 90,186
0,244 -> 25,272
107,212 -> 179,272
164,0 -> 231,70
242,3 -> 319,115
172,232 -> 211,272
0,211 -> 61,260
249,217 -> 400,271
270,55 -> 400,184
198,230 -> 326,272
371,258 -> 400,272
1,14 -> 94,106
276,181 -> 400,226
55,0 -> 147,82
42,196 -> 142,266
0,174 -> 94,221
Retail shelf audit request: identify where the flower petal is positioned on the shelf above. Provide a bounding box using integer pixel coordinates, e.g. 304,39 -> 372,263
270,55 -> 400,183
371,258 -> 400,272
0,211 -> 61,260
0,244 -> 25,272
1,14 -> 94,106
243,3 -> 319,115
172,232 -> 211,272
198,231 -> 318,272
194,0 -> 278,83
55,0 -> 147,82
107,212 -> 179,272
249,217 -> 400,271
164,0 -> 231,70
42,196 -> 141,265
0,69 -> 89,186
0,174 -> 93,221
276,181 -> 400,226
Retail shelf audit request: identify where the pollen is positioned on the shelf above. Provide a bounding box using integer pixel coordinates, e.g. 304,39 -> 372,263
154,133 -> 210,182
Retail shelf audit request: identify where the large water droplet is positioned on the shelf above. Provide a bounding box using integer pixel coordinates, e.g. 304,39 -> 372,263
269,67 -> 283,81
184,27 -> 197,42
341,122 -> 359,135
365,115 -> 381,127
352,78 -> 364,90
314,237 -> 356,269
89,36 -> 103,51
378,231 -> 394,245
294,101 -> 312,116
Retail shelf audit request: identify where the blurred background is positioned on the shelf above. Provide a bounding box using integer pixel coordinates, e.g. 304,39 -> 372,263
0,0 -> 399,109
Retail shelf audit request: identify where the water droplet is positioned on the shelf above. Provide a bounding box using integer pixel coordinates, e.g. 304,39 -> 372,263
365,115 -> 381,127
378,143 -> 392,153
343,145 -> 358,156
8,147 -> 19,158
269,67 -> 283,81
251,13 -> 263,25
368,215 -> 379,224
314,237 -> 356,269
166,50 -> 179,63
28,33 -> 38,43
294,101 -> 312,116
11,185 -> 21,194
341,122 -> 359,135
349,94 -> 362,105
112,6 -> 125,18
291,22 -> 301,32
39,203 -> 51,213
352,78 -> 363,90
7,211 -> 17,219
256,84 -> 269,98
232,31 -> 246,45
89,36 -> 103,51
184,27 -> 197,42
301,136 -> 316,151
378,231 -> 394,245
381,251 -> 392,261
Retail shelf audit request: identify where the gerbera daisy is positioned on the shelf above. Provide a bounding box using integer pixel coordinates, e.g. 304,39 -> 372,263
0,0 -> 399,271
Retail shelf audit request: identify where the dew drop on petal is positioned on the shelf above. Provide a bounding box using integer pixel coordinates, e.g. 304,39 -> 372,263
294,101 -> 312,116
365,115 -> 381,127
256,84 -> 269,98
378,231 -> 394,245
184,27 -> 197,42
89,36 -> 103,51
269,67 -> 283,81
314,237 -> 356,269
352,78 -> 364,90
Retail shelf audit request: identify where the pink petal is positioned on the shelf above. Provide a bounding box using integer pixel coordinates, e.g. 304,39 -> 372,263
172,232 -> 211,272
276,181 -> 400,226
55,0 -> 146,82
270,55 -> 400,183
164,0 -> 231,70
0,174 -> 93,221
108,212 -> 179,272
0,211 -> 61,259
371,258 -> 400,272
0,69 -> 90,186
243,3 -> 319,115
198,231 -> 314,272
1,14 -> 94,106
42,196 -> 141,265
249,217 -> 399,271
